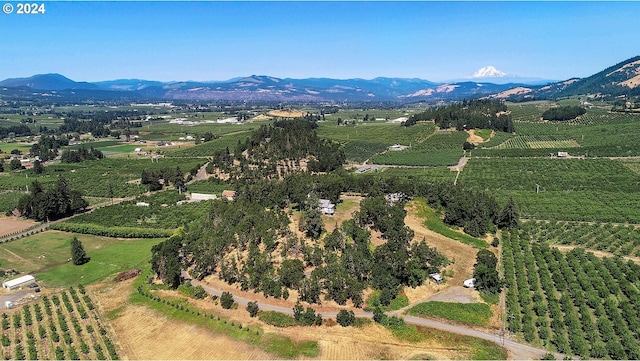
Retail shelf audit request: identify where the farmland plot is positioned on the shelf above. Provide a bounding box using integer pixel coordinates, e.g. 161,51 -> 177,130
521,220 -> 640,257
0,287 -> 120,360
459,158 -> 640,223
502,231 -> 640,359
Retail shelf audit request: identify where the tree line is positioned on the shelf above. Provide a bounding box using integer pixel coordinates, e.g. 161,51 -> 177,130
403,99 -> 514,133
541,105 -> 586,121
17,176 -> 88,221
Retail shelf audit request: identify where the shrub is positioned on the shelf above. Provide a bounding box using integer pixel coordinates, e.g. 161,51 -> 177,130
220,292 -> 234,309
336,309 -> 356,327
246,301 -> 259,317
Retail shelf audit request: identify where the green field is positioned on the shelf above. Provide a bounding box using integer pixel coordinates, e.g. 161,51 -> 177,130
0,230 -> 163,287
0,157 -> 205,198
406,301 -> 493,327
458,158 -> 640,223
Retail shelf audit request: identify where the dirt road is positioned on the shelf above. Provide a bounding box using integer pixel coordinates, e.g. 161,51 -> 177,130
187,275 -> 558,360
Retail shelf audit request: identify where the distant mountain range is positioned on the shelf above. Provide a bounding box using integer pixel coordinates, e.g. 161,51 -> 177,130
2,56 -> 639,103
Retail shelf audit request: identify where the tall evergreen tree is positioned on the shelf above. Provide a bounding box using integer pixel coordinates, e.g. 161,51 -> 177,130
497,198 -> 519,229
70,237 -> 89,265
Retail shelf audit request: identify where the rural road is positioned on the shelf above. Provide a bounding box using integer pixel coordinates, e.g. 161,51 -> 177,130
187,276 -> 560,360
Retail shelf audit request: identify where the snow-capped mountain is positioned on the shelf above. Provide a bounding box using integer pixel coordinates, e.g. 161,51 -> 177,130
472,66 -> 507,78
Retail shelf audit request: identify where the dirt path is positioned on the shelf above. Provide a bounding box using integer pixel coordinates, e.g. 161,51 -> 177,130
188,275 -> 556,360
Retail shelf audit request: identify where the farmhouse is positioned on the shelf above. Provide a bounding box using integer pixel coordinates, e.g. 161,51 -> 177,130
2,275 -> 35,290
319,199 -> 335,215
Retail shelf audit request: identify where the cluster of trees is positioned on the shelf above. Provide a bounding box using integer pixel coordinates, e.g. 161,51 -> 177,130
403,99 -> 514,133
541,105 -> 586,121
209,119 -> 345,179
17,177 -> 88,221
151,187 -> 447,308
61,146 -> 104,163
0,124 -> 32,138
226,171 -> 514,238
30,135 -> 69,161
472,249 -> 501,294
141,166 -> 187,192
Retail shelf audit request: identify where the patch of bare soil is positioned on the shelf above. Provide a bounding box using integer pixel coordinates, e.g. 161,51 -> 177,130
267,109 -> 305,118
0,217 -> 38,237
93,277 -> 483,360
426,286 -> 482,304
465,130 -> 484,145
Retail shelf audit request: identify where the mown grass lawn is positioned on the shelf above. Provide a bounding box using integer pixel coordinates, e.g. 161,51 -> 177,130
0,230 -> 163,287
406,301 -> 493,327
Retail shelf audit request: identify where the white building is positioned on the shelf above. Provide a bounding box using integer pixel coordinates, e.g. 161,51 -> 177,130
319,199 -> 335,215
189,193 -> 217,202
2,275 -> 35,290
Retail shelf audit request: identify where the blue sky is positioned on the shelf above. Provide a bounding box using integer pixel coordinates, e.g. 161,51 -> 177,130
1,1 -> 639,82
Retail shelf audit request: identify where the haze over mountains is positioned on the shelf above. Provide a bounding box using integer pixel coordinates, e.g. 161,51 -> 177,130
1,56 -> 639,102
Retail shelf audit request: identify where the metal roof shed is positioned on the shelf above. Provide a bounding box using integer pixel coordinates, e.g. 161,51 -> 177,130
2,275 -> 35,290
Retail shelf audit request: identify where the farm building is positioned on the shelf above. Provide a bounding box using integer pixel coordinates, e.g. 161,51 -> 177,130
222,190 -> 236,201
319,199 -> 335,216
2,275 -> 35,290
558,151 -> 568,158
189,193 -> 217,202
136,202 -> 150,207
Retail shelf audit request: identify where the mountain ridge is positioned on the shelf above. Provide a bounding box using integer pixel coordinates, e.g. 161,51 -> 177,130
1,55 -> 639,102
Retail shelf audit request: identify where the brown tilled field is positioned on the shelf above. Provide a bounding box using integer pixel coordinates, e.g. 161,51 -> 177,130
0,217 -> 38,237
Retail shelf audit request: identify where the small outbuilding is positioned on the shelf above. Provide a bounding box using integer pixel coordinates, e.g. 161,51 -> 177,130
222,190 -> 236,201
4,301 -> 13,309
429,273 -> 443,283
2,275 -> 35,290
319,199 -> 335,216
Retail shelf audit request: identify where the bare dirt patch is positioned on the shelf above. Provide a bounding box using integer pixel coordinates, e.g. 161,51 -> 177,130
465,130 -> 484,144
426,286 -> 482,304
0,217 -> 38,237
267,109 -> 305,118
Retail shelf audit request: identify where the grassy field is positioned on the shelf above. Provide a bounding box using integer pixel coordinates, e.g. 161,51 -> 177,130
0,231 -> 163,287
406,301 -> 493,327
